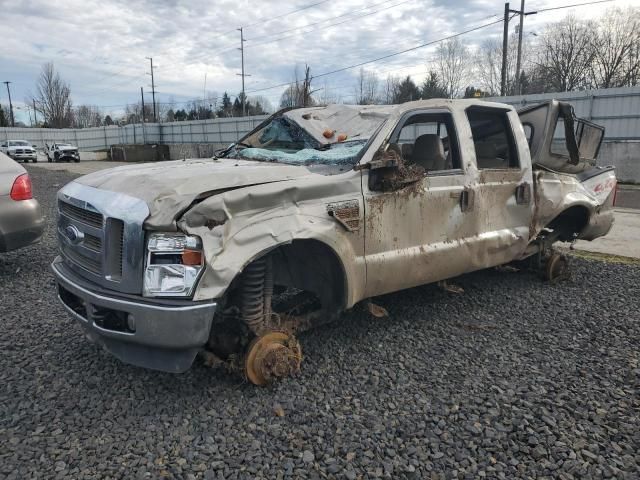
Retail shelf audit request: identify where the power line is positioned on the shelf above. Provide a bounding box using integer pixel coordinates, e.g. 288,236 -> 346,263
159,0 -> 335,69
244,18 -> 503,95
160,0 -> 408,74
533,0 -> 615,13
246,0 -> 413,50
242,0 -> 332,29
246,0 -> 398,43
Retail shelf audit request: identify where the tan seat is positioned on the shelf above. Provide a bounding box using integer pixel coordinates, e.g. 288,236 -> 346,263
401,143 -> 414,162
475,143 -> 507,168
413,134 -> 446,171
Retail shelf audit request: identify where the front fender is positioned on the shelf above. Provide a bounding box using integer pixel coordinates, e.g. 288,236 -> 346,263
183,213 -> 365,306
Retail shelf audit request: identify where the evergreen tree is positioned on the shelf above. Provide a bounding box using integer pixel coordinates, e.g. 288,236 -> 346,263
393,76 -> 421,104
217,92 -> 233,117
421,71 -> 448,99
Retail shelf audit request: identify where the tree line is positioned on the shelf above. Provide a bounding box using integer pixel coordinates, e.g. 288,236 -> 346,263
280,6 -> 640,107
17,63 -> 274,129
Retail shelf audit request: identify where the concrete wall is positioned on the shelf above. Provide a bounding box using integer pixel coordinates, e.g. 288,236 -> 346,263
110,144 -> 170,162
598,141 -> 640,184
167,143 -> 227,160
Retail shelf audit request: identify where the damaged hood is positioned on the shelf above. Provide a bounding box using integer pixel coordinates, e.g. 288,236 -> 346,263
74,158 -> 312,229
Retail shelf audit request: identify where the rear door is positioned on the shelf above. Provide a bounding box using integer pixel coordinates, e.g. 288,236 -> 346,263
465,106 -> 535,259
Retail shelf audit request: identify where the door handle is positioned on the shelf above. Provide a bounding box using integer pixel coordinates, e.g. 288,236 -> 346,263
460,188 -> 474,212
515,183 -> 531,205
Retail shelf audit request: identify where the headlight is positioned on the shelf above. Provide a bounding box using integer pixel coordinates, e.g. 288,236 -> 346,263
143,233 -> 204,297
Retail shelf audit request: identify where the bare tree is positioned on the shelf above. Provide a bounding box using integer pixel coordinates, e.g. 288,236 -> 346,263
435,38 -> 470,98
353,68 -> 380,105
124,102 -> 153,124
475,34 -> 524,96
248,95 -> 274,113
279,65 -> 317,108
535,15 -> 596,92
74,105 -> 102,128
34,62 -> 73,128
381,74 -> 400,104
590,7 -> 640,88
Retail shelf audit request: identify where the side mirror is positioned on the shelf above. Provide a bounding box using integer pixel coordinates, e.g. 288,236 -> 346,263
367,146 -> 424,192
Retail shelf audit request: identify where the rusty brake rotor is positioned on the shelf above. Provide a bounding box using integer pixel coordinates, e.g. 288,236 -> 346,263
244,331 -> 302,386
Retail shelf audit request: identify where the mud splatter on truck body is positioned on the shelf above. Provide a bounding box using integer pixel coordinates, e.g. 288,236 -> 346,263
53,99 -> 616,382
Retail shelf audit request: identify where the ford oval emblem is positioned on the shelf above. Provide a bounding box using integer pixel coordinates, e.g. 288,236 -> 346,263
64,225 -> 84,244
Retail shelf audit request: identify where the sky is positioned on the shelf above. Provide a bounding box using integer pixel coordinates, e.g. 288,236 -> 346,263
1,0 -> 638,123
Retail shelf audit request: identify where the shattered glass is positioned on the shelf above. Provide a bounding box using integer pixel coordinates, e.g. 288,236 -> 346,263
228,115 -> 370,166
237,140 -> 367,166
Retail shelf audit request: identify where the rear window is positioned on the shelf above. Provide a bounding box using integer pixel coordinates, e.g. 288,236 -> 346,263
466,108 -> 519,169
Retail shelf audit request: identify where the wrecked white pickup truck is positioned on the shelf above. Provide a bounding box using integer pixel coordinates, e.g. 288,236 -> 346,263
52,99 -> 616,384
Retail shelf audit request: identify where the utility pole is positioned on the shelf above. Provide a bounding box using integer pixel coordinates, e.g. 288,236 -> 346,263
146,57 -> 157,122
515,0 -> 525,95
500,3 -> 510,97
140,86 -> 145,123
3,81 -> 15,127
237,28 -> 251,117
501,2 -> 537,96
33,99 -> 37,126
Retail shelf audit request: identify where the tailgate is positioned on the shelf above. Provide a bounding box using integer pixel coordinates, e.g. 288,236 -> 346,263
578,167 -> 617,205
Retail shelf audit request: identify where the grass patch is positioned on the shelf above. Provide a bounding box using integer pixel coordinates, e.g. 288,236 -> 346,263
566,249 -> 640,265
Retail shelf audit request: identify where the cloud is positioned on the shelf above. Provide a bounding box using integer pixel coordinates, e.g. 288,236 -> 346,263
1,0 -> 635,122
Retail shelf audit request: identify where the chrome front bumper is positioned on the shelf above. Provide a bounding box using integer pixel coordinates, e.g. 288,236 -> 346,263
52,257 -> 217,373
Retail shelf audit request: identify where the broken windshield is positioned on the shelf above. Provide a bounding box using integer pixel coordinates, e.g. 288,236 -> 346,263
226,116 -> 370,166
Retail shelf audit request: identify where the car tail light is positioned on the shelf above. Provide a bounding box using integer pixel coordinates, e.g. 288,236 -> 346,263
10,173 -> 33,201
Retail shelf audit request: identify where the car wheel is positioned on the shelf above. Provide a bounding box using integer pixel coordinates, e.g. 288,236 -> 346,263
74,158 -> 80,163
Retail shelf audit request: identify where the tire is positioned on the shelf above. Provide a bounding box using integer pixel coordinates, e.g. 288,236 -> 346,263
74,158 -> 80,163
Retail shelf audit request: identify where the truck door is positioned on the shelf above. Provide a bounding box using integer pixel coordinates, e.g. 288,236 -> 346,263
362,108 -> 480,298
464,106 -> 534,266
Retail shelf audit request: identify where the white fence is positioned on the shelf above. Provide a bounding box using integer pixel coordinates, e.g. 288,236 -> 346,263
487,85 -> 640,141
2,85 -> 639,151
0,116 -> 269,152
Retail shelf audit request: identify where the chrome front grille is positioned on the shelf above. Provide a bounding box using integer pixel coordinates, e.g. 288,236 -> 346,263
61,244 -> 101,275
57,183 -> 149,294
83,233 -> 102,252
59,201 -> 103,228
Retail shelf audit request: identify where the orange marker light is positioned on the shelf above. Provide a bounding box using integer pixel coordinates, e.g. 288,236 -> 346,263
182,249 -> 203,266
323,129 -> 335,139
337,133 -> 348,142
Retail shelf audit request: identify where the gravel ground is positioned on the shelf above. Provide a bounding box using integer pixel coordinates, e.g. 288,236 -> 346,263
1,166 -> 639,479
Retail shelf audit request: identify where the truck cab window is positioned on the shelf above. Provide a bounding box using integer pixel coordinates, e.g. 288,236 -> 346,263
392,112 -> 461,172
466,107 -> 519,169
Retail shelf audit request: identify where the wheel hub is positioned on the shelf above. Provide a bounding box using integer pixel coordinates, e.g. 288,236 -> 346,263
244,332 -> 302,386
545,253 -> 569,282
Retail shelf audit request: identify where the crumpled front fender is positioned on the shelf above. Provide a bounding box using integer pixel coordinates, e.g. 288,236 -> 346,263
180,210 -> 365,307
